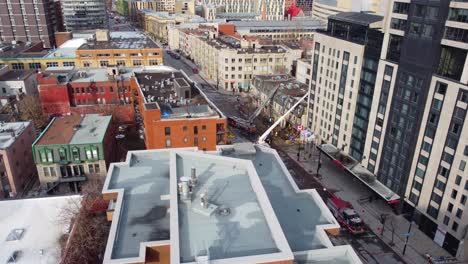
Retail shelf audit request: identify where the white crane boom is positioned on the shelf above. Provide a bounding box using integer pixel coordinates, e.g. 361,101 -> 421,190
258,93 -> 308,144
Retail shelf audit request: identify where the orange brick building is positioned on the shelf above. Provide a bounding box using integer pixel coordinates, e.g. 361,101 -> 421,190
130,67 -> 226,150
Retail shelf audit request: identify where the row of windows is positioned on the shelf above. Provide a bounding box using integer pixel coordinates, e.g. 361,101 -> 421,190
165,137 -> 207,147
44,163 -> 101,177
223,57 -> 286,64
11,61 -> 75,70
80,52 -> 160,58
164,125 -> 207,136
71,86 -> 121,94
38,146 -> 98,163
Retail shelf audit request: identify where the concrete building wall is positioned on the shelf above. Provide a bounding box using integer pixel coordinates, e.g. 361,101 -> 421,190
307,33 -> 365,151
61,0 -> 109,31
0,73 -> 37,96
404,76 -> 468,258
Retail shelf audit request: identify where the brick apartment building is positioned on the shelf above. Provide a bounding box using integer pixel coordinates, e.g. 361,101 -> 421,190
0,0 -> 57,48
37,66 -> 136,123
32,114 -> 115,192
0,121 -> 37,199
131,66 -> 227,150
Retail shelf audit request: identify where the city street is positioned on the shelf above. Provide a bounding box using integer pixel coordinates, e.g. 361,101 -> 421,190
162,51 -> 414,264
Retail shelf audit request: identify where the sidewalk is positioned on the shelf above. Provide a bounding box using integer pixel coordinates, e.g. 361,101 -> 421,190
276,141 -> 452,264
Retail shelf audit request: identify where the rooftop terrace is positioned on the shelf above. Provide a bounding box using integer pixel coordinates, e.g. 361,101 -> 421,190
134,67 -> 220,119
36,114 -> 112,146
102,144 -> 362,264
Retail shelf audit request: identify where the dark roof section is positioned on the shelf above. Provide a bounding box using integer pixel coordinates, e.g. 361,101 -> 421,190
329,12 -> 383,26
0,70 -> 35,81
36,115 -> 83,145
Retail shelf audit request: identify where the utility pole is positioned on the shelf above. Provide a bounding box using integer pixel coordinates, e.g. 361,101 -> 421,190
316,149 -> 322,176
402,220 -> 413,255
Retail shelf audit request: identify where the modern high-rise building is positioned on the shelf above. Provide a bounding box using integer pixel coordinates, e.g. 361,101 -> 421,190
299,2 -> 468,258
0,0 -> 57,48
61,0 -> 109,31
202,0 -> 286,20
311,0 -> 388,22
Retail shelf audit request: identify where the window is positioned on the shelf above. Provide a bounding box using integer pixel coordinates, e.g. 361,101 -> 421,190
456,209 -> 463,218
449,8 -> 468,23
202,125 -> 206,130
202,137 -> 206,142
100,61 -> 108,67
46,62 -> 58,67
435,180 -> 445,191
85,146 -> 98,160
465,145 -> 468,156
452,189 -> 458,199
89,164 -> 95,173
29,62 -> 41,69
133,60 -> 142,66
444,27 -> 468,43
12,63 -> 25,70
461,195 -> 466,205
431,193 -> 442,204
165,139 -> 171,147
437,46 -> 467,81
58,148 -> 66,161
452,221 -> 459,232
442,152 -> 454,163
390,18 -> 407,31
427,205 -> 438,218
183,137 -> 188,143
436,82 -> 447,95
422,141 -> 432,152
183,126 -> 188,132
63,61 -> 75,67
149,60 -> 158,65
165,127 -> 171,136
443,216 -> 450,225
50,167 -> 56,177
393,2 -> 409,14
460,160 -> 466,171
194,137 -> 198,146
72,148 -> 80,161
94,164 -> 100,173
43,167 -> 50,177
455,175 -> 462,185
194,126 -> 198,135
116,60 -> 125,66
448,203 -> 454,212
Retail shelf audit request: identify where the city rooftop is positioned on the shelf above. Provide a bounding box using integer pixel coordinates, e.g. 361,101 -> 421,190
35,114 -> 112,146
102,143 -> 362,263
134,66 -> 221,119
42,66 -> 138,83
78,31 -> 161,50
0,196 -> 81,264
0,121 -> 31,149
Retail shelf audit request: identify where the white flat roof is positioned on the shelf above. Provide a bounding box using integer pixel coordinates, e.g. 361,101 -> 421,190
0,196 -> 82,264
0,121 -> 30,149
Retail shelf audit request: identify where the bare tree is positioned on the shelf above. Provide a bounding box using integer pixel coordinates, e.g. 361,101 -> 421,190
59,178 -> 110,264
16,96 -> 50,129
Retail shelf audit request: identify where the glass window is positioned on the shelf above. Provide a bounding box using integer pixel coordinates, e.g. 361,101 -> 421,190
452,221 -> 459,232
455,175 -> 462,185
194,126 -> 198,135
436,82 -> 447,95
456,209 -> 463,219
59,148 -> 66,161
202,125 -> 206,130
422,141 -> 432,152
72,148 -> 80,161
165,127 -> 171,136
443,215 -> 450,225
461,195 -> 466,205
448,202 -> 454,212
449,8 -> 468,23
43,167 -> 50,177
460,160 -> 466,171
194,137 -> 198,146
165,139 -> 171,147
